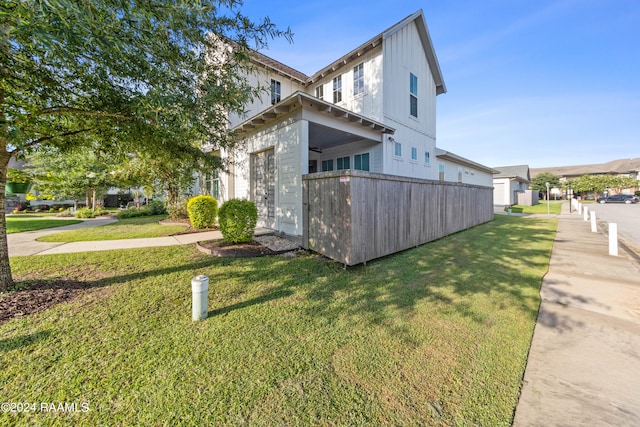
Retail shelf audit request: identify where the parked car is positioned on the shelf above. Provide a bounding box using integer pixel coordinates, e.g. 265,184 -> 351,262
596,194 -> 638,204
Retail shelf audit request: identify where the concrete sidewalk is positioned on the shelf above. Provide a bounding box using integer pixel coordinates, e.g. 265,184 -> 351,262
7,218 -> 266,257
513,203 -> 640,426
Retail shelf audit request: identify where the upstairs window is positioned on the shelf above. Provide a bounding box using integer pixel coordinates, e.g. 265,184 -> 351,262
353,63 -> 364,96
425,151 -> 431,164
315,85 -> 324,100
394,141 -> 402,157
271,79 -> 281,104
409,73 -> 418,117
333,76 -> 342,103
411,147 -> 418,161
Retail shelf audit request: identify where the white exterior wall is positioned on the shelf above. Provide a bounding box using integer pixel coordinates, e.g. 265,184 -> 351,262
439,160 -> 493,188
382,21 -> 438,181
492,177 -> 527,205
228,68 -> 305,129
232,113 -> 307,236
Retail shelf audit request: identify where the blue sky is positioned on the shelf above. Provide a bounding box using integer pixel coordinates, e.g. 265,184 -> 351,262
238,0 -> 640,168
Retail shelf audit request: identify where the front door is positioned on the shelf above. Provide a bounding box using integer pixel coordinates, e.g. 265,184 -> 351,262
252,149 -> 275,228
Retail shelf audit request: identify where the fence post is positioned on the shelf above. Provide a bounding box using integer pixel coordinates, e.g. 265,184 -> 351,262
590,211 -> 597,232
609,223 -> 618,256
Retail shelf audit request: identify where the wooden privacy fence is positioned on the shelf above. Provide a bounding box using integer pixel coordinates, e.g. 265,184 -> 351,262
302,170 -> 494,266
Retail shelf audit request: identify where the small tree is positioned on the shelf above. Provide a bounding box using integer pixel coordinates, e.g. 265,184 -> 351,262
530,173 -> 561,199
218,199 -> 257,244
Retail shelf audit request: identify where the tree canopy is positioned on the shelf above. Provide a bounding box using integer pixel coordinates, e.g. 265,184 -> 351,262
0,0 -> 291,290
530,172 -> 561,194
567,174 -> 638,195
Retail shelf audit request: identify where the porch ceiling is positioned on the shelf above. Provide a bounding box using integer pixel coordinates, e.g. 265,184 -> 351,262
308,122 -> 370,150
231,91 -> 395,139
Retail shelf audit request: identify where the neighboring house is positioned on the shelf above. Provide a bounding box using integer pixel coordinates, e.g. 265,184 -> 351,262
197,10 -> 494,261
492,165 -> 532,206
530,158 -> 640,196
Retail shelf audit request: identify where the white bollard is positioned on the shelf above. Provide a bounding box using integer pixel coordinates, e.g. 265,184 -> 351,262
192,275 -> 209,321
583,206 -> 589,221
578,203 -> 582,215
609,223 -> 618,257
590,211 -> 597,232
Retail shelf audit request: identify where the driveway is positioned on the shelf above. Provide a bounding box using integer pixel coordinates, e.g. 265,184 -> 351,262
585,203 -> 640,252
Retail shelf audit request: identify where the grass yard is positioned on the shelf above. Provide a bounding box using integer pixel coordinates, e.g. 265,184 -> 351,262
6,215 -> 83,234
0,215 -> 557,426
36,215 -> 188,242
506,201 -> 563,215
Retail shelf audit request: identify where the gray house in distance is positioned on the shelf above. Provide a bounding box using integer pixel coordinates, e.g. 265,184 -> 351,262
493,165 -> 536,206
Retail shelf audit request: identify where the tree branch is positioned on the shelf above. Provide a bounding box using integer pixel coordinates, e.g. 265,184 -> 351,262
35,107 -> 130,119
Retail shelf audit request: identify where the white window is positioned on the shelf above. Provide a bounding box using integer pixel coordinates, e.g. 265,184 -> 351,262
409,73 -> 418,117
333,76 -> 342,103
439,164 -> 445,181
394,141 -> 402,157
315,85 -> 323,100
321,159 -> 334,172
271,79 -> 281,104
458,167 -> 463,183
425,151 -> 431,164
411,147 -> 418,161
353,63 -> 364,96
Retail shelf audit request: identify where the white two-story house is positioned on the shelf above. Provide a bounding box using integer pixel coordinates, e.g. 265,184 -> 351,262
198,10 -> 494,238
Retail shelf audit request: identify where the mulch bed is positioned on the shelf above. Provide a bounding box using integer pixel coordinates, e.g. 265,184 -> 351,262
158,218 -> 219,235
196,239 -> 279,257
0,280 -> 91,326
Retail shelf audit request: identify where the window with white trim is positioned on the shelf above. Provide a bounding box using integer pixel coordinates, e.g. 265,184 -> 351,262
271,79 -> 281,104
439,164 -> 445,181
409,73 -> 418,117
458,167 -> 463,183
394,142 -> 402,157
425,151 -> 431,164
315,85 -> 323,100
333,76 -> 342,103
353,63 -> 364,96
411,147 -> 418,161
321,159 -> 334,172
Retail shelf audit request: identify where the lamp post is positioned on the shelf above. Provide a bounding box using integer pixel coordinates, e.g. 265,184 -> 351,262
546,182 -> 550,217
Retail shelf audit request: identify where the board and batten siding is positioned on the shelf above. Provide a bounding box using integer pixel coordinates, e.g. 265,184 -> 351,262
303,170 -> 494,266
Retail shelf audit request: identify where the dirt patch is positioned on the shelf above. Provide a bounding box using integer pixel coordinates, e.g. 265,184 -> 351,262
0,280 -> 92,325
197,239 -> 279,257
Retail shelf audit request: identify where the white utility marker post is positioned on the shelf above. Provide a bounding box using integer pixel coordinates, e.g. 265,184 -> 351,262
609,223 -> 619,256
590,211 -> 597,232
583,206 -> 589,222
578,203 -> 582,215
192,275 -> 209,321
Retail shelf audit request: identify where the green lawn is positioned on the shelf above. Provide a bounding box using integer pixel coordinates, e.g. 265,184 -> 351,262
6,215 -> 83,234
1,215 -> 557,426
36,215 -> 188,242
506,201 -> 563,215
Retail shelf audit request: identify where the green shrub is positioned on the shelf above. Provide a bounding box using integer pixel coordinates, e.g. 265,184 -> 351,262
187,195 -> 218,229
117,207 -> 152,219
218,199 -> 257,243
74,208 -> 96,218
148,200 -> 167,215
167,199 -> 189,219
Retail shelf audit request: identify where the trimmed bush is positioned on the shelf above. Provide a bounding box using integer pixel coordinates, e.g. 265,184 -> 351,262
218,199 -> 258,243
74,208 -> 96,218
117,207 -> 152,219
187,195 -> 218,229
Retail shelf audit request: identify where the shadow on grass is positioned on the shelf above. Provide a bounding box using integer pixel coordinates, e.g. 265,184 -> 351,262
0,330 -> 52,353
208,289 -> 294,317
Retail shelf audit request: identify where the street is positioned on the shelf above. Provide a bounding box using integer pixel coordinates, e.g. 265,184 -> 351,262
585,202 -> 640,253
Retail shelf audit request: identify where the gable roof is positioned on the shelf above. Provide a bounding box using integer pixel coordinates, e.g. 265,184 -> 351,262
493,165 -> 531,183
530,158 -> 640,178
250,10 -> 446,94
